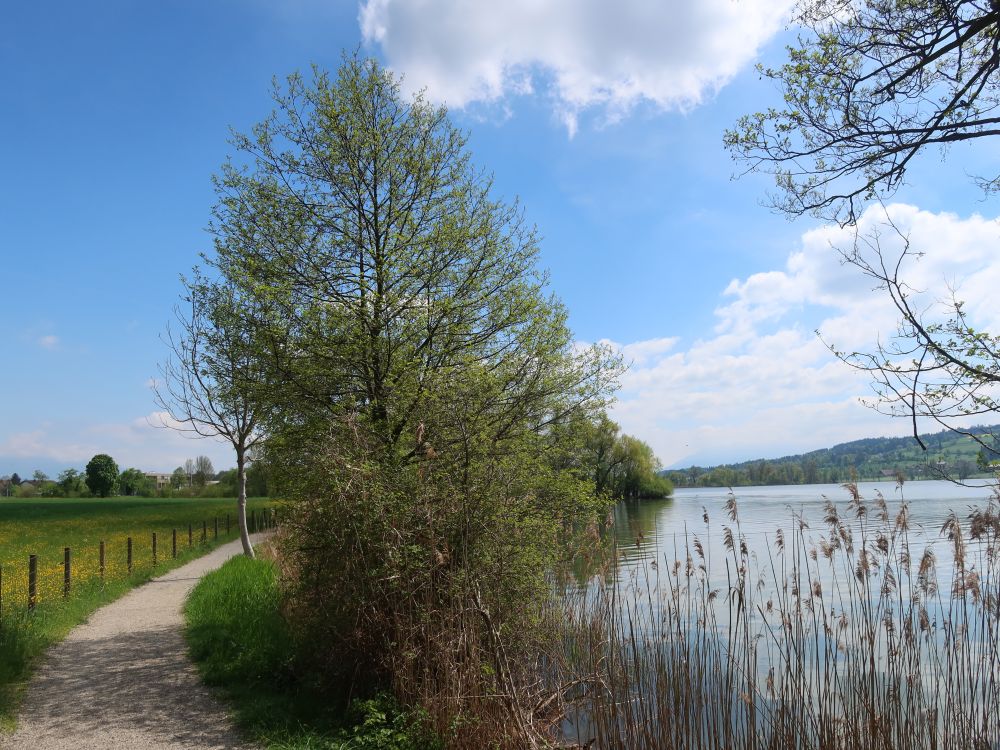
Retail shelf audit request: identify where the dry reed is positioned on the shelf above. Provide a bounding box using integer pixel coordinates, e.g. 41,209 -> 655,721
553,482 -> 1000,749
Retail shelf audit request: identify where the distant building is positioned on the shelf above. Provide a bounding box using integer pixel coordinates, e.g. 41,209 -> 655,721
145,472 -> 173,490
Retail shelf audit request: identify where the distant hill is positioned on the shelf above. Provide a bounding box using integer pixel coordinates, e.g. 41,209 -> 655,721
663,425 -> 1000,488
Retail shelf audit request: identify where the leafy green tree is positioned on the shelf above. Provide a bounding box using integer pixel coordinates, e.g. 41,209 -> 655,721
85,454 -> 119,497
206,57 -> 619,739
57,468 -> 85,496
119,468 -> 155,497
15,482 -> 37,498
210,58 -> 617,462
609,435 -> 670,499
10,473 -> 21,486
170,466 -> 187,489
546,411 -> 671,499
245,460 -> 269,497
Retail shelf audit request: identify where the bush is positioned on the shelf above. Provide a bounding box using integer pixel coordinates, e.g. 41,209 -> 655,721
274,419 -> 602,747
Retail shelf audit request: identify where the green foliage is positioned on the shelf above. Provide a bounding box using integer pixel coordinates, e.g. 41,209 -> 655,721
547,411 -> 672,499
13,483 -> 37,499
119,468 -> 155,497
339,695 -> 440,750
193,456 -> 214,487
245,460 -> 270,497
56,468 -> 85,496
84,454 -> 119,497
206,55 -> 619,742
186,556 -> 441,750
186,555 -> 292,686
666,424 -> 1000,487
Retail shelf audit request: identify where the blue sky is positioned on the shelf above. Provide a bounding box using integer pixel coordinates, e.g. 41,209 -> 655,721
3,0 -> 999,478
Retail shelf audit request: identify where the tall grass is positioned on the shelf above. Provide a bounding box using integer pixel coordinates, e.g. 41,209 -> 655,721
185,552 -> 443,750
556,482 -> 1000,749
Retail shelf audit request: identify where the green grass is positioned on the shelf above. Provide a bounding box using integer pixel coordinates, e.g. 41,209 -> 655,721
0,495 -> 271,563
185,555 -> 441,750
0,495 -> 274,730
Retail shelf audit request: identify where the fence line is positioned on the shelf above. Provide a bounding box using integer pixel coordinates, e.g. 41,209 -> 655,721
0,508 -> 279,614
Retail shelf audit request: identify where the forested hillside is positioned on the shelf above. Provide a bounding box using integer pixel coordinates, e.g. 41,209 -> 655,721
664,426 -> 1000,487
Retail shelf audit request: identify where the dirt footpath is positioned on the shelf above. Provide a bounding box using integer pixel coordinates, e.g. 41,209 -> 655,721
1,535 -> 267,750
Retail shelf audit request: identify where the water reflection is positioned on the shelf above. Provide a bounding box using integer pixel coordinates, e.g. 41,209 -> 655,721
612,480 -> 996,591
561,480 -> 1000,748
611,496 -> 674,564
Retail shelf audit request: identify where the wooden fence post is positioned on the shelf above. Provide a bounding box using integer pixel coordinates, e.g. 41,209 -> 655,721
172,528 -> 177,559
214,516 -> 218,540
28,555 -> 37,611
188,523 -> 193,547
251,510 -> 256,533
99,540 -> 105,580
127,537 -> 133,574
202,520 -> 207,543
152,533 -> 157,566
63,547 -> 71,598
226,513 -> 230,535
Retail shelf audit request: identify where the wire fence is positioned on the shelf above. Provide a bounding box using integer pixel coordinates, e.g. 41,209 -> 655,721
0,508 -> 278,614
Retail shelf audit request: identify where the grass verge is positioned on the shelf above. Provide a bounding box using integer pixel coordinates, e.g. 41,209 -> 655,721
185,555 -> 441,749
0,496 -> 273,730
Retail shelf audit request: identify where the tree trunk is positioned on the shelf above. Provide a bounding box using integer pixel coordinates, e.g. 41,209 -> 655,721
237,449 -> 255,558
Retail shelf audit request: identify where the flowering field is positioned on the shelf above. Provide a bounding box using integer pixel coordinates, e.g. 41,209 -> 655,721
0,496 -> 274,612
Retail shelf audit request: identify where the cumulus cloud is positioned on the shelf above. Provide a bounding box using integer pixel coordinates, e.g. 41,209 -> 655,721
359,0 -> 794,133
608,204 -> 1000,468
0,430 -> 93,463
38,335 -> 59,349
0,413 -> 234,474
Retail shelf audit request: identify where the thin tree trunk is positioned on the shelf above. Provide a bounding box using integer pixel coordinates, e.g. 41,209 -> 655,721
237,448 -> 255,558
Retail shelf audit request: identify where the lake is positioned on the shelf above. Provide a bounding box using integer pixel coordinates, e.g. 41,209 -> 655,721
561,480 -> 1000,747
610,479 -> 998,590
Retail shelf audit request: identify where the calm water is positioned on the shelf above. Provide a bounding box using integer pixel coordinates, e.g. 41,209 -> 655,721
562,481 -> 1000,746
609,480 -> 997,592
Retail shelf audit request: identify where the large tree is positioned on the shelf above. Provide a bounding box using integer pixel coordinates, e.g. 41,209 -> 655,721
156,275 -> 267,557
209,58 -> 617,460
119,468 -> 154,497
207,57 -> 619,740
726,0 -> 1000,224
85,454 -> 119,497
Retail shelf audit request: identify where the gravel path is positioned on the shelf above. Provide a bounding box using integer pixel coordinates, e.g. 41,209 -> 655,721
1,535 -> 267,750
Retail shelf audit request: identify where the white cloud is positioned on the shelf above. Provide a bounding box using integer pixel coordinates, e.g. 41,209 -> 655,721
0,413 -> 235,474
359,0 -> 794,131
608,204 -> 1000,468
38,335 -> 59,349
0,430 -> 93,463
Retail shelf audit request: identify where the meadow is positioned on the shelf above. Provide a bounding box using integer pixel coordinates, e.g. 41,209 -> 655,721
0,495 -> 274,729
